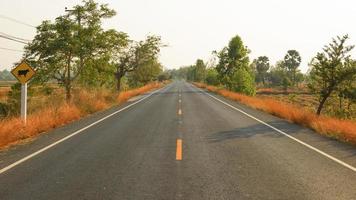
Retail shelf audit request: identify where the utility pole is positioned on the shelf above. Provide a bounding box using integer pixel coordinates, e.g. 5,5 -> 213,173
65,6 -> 84,71
64,7 -> 84,99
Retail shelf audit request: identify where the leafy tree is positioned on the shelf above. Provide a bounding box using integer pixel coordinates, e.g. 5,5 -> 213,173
268,61 -> 285,86
128,60 -> 163,87
194,59 -> 206,82
79,29 -> 129,88
308,35 -> 356,115
215,35 -> 250,89
25,0 -> 116,101
284,50 -> 301,86
114,35 -> 163,91
205,68 -> 219,85
255,56 -> 270,85
231,67 -> 256,95
186,66 -> 196,81
157,70 -> 171,81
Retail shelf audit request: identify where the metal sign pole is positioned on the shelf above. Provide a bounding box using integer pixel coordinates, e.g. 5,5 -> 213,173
21,83 -> 27,124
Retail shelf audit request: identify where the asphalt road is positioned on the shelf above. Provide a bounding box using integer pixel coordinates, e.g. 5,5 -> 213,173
0,81 -> 355,200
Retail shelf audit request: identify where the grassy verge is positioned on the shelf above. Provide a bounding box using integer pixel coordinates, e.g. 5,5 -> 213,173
0,82 -> 163,149
194,83 -> 356,145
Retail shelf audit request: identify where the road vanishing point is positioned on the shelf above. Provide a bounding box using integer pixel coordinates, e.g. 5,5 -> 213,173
0,81 -> 355,200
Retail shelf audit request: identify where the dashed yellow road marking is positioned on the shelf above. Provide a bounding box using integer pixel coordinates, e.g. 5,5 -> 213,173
176,139 -> 182,160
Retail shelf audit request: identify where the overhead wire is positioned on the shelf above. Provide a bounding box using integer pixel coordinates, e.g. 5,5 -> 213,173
0,35 -> 28,44
0,31 -> 31,42
0,14 -> 36,28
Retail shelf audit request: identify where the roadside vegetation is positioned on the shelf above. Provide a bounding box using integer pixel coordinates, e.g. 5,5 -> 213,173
174,34 -> 356,144
194,83 -> 356,144
0,0 -> 170,149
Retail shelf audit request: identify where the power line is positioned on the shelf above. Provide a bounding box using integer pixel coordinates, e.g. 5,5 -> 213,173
0,35 -> 28,44
0,47 -> 24,52
0,14 -> 36,28
0,32 -> 31,42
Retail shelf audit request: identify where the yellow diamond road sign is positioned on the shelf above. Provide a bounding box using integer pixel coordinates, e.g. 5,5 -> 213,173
11,61 -> 36,84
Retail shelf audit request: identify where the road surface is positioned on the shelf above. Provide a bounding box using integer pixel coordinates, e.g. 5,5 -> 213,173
0,81 -> 355,200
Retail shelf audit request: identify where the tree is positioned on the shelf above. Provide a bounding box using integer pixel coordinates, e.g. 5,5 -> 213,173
308,35 -> 356,115
268,60 -> 285,86
255,56 -> 270,85
79,29 -> 129,88
231,67 -> 256,96
205,68 -> 219,85
128,60 -> 163,87
115,35 -> 162,91
284,50 -> 301,86
215,35 -> 252,93
194,59 -> 206,82
25,0 -> 117,101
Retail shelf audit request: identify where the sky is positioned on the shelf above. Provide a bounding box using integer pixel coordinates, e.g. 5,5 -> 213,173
1,0 -> 356,72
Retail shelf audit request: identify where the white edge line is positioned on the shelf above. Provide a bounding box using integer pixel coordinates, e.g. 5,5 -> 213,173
191,84 -> 356,172
0,84 -> 171,175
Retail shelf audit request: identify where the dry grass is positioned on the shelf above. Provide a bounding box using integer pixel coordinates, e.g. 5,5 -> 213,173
194,83 -> 356,144
117,82 -> 161,103
0,82 -> 163,149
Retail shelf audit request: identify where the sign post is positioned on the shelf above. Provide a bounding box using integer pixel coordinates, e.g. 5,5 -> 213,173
21,83 -> 27,122
11,61 -> 36,124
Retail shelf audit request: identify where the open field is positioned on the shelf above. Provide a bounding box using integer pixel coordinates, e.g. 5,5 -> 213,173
195,83 -> 356,145
257,89 -> 356,120
0,81 -> 16,87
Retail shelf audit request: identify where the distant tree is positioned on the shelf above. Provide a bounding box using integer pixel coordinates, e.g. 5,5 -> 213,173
157,70 -> 171,82
308,35 -> 356,115
205,68 -> 219,85
215,35 -> 255,95
128,60 -> 163,87
255,56 -> 270,85
284,50 -> 301,86
268,61 -> 285,86
231,67 -> 256,95
194,59 -> 206,82
115,35 -> 162,91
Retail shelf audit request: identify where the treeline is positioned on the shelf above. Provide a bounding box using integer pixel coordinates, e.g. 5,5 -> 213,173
22,0 -> 167,101
174,34 -> 356,116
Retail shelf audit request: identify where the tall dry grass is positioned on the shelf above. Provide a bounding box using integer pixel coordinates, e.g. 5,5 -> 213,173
194,83 -> 356,144
0,82 -> 163,149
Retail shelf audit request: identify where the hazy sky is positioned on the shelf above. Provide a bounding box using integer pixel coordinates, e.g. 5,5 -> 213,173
1,0 -> 356,72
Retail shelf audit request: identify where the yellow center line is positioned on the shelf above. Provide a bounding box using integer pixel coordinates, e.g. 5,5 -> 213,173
176,139 -> 182,160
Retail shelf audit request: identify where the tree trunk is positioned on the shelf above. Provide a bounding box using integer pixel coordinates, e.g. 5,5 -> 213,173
316,95 -> 329,115
65,53 -> 72,102
116,77 -> 122,91
115,69 -> 123,92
